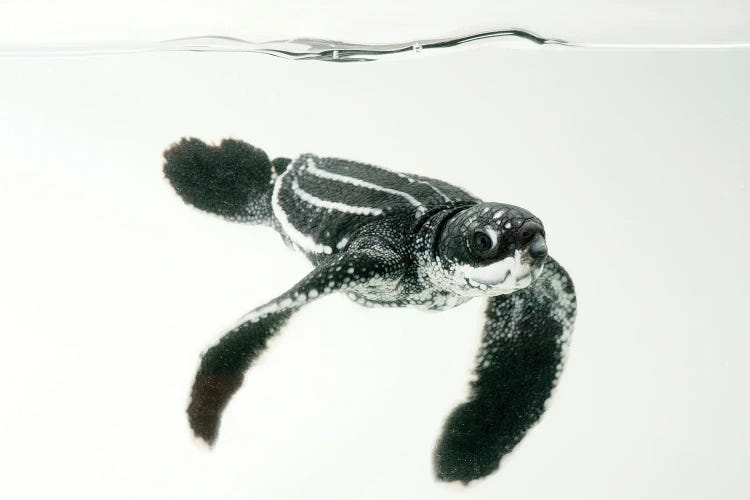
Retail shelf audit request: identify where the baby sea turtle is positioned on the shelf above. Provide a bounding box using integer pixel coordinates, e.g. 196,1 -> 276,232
163,138 -> 577,483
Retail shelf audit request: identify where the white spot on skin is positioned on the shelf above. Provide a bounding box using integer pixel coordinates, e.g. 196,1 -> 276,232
493,210 -> 505,220
336,237 -> 349,250
485,228 -> 498,247
239,300 -> 283,324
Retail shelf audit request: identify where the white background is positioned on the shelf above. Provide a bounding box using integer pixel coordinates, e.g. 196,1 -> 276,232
1,3 -> 749,500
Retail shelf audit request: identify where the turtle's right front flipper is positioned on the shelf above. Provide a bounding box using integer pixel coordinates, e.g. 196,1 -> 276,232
187,247 -> 405,446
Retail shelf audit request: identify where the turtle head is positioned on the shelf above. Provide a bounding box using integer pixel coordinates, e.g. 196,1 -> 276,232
435,202 -> 548,296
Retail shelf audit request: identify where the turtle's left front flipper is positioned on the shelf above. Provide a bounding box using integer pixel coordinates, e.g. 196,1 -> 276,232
434,257 -> 577,483
187,246 -> 404,446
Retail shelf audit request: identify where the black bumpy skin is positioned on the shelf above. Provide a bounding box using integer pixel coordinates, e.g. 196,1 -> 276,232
433,258 -> 575,482
164,137 -> 288,223
163,137 -> 577,484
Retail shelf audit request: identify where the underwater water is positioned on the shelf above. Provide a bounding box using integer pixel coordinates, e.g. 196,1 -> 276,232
1,4 -> 749,499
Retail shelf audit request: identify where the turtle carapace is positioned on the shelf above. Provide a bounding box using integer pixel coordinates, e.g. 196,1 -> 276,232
163,138 -> 577,483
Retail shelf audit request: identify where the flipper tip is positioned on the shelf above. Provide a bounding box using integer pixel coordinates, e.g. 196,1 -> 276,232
191,433 -> 215,451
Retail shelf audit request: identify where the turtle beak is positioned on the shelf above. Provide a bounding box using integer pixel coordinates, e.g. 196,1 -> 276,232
528,233 -> 548,260
516,220 -> 548,261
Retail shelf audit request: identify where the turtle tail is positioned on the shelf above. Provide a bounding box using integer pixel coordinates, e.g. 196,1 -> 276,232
163,137 -> 290,224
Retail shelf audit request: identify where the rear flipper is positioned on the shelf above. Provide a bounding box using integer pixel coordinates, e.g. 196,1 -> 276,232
163,137 -> 290,224
188,246 -> 406,445
434,257 -> 577,483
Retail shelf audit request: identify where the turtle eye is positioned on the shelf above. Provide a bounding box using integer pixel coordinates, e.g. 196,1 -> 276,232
471,229 -> 494,258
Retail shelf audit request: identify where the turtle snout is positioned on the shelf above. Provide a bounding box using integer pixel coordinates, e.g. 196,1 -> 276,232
517,220 -> 547,259
528,233 -> 548,259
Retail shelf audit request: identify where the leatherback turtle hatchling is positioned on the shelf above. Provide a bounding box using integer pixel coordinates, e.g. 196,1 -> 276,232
163,138 -> 577,483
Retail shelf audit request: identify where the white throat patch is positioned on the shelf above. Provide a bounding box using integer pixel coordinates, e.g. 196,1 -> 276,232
455,250 -> 543,294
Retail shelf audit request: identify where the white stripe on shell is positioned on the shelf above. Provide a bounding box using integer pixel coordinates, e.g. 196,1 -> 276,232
395,172 -> 452,202
291,177 -> 384,216
272,165 -> 334,255
329,155 -> 452,203
421,180 -> 452,202
304,157 -> 425,210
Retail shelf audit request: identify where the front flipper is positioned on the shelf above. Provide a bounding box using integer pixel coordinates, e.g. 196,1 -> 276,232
434,257 -> 577,483
187,247 -> 404,446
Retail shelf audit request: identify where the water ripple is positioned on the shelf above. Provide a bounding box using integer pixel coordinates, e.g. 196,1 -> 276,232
2,28 -> 749,61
